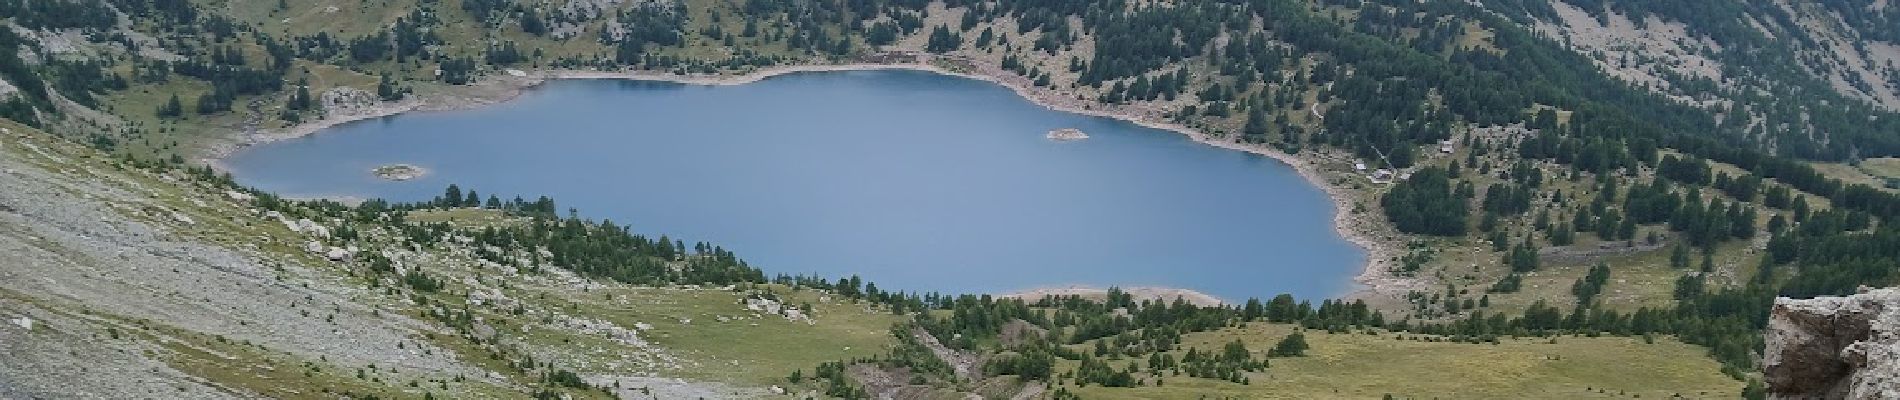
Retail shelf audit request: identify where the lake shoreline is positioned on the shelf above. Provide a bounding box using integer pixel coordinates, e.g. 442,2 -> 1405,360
203,60 -> 1421,303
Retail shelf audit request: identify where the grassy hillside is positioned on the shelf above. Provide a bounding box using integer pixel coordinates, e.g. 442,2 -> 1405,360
1068,324 -> 1738,399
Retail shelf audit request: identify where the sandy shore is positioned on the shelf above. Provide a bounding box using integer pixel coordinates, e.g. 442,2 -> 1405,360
204,59 -> 1423,302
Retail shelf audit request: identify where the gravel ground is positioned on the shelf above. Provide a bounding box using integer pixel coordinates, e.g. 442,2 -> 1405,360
0,297 -> 238,399
0,131 -> 485,393
2,126 -> 801,398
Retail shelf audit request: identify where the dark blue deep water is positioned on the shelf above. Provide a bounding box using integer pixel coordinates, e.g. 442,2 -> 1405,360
225,70 -> 1364,301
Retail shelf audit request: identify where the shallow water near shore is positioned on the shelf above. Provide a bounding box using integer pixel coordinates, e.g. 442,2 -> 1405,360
225,69 -> 1364,301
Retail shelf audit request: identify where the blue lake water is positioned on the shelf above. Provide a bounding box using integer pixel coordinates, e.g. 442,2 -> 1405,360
225,70 -> 1364,301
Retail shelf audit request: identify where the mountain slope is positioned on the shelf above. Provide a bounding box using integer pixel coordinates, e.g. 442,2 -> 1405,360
1507,0 -> 1900,159
6,0 -> 1900,397
0,118 -> 906,398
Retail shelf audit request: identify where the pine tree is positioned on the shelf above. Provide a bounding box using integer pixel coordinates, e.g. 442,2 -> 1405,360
378,73 -> 404,101
1269,333 -> 1308,357
924,25 -> 960,53
1572,263 -> 1611,305
442,184 -> 463,207
1243,107 -> 1269,141
288,78 -> 312,111
1382,167 -> 1469,236
156,94 -> 184,118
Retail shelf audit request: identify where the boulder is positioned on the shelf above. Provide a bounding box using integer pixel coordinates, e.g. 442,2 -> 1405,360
296,219 -> 331,238
8,316 -> 32,330
1765,287 -> 1900,399
324,247 -> 353,261
472,321 -> 498,341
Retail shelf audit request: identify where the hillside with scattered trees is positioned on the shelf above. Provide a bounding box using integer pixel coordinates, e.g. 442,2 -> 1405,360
1,0 -> 1896,397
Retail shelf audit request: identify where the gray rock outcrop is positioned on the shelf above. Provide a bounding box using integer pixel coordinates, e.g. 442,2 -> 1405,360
1765,287 -> 1900,399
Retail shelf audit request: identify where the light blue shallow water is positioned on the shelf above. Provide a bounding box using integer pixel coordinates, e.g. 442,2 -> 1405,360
225,70 -> 1364,301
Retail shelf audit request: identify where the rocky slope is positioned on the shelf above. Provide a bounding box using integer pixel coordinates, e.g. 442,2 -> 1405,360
1765,287 -> 1900,399
1524,0 -> 1900,111
0,118 -> 901,398
0,117 -> 534,397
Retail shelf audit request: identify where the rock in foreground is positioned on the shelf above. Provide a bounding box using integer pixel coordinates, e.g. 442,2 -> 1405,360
1765,287 -> 1900,399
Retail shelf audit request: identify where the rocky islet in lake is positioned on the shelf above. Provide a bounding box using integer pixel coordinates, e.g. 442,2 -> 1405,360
372,164 -> 427,181
1046,128 -> 1089,141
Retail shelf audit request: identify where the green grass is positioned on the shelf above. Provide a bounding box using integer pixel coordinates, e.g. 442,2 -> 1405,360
1455,21 -> 1501,54
407,208 -> 525,228
96,78 -> 232,159
1859,158 -> 1900,179
1803,157 -> 1900,192
205,0 -> 425,38
551,284 -> 903,386
1065,324 -> 1740,399
1811,161 -> 1896,193
1384,147 -> 1780,319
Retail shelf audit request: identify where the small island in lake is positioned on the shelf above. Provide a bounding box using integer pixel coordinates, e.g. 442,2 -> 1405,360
1046,128 -> 1089,141
371,164 -> 428,181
